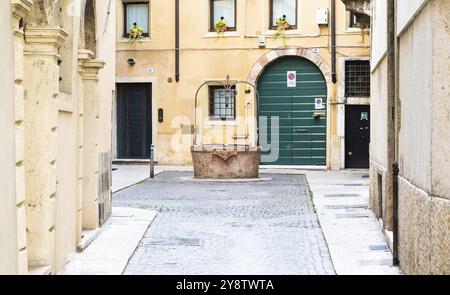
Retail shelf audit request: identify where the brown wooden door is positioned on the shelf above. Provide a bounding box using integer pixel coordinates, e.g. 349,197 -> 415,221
117,83 -> 152,159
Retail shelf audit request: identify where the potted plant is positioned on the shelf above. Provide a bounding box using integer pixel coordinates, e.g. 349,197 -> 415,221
215,17 -> 228,34
128,22 -> 145,43
274,15 -> 290,46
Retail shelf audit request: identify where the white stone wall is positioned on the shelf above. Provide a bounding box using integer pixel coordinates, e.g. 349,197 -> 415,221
371,0 -> 387,68
369,0 -> 450,274
398,3 -> 433,192
0,0 -> 19,275
397,0 -> 429,36
430,0 -> 450,200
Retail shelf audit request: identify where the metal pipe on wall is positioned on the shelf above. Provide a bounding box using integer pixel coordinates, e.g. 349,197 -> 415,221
387,0 -> 399,267
175,0 -> 180,82
331,0 -> 337,84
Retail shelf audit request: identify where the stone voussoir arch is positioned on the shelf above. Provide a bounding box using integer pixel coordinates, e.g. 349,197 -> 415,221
247,47 -> 332,86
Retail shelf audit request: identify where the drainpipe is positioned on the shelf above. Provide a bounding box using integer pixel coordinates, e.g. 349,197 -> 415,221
175,0 -> 180,82
387,0 -> 399,266
331,0 -> 337,84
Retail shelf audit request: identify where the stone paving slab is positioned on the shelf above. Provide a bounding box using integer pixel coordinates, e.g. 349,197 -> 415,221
114,172 -> 335,275
112,165 -> 193,193
304,170 -> 401,275
58,207 -> 157,275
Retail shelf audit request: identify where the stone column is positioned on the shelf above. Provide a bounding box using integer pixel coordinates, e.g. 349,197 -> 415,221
78,50 -> 105,230
23,26 -> 68,268
10,0 -> 32,275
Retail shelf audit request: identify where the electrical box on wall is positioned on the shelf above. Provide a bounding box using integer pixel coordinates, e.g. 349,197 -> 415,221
316,8 -> 329,25
258,35 -> 266,48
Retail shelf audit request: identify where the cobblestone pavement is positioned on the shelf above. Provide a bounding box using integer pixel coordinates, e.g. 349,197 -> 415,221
113,171 -> 335,275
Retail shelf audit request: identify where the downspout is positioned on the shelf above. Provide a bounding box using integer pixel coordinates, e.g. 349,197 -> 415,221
175,0 -> 180,82
387,0 -> 399,266
331,0 -> 337,83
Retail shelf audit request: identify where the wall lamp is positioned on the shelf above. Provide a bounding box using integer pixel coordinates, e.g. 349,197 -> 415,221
127,58 -> 136,66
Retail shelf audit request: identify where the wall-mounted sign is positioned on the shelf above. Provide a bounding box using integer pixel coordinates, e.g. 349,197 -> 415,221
361,112 -> 369,121
315,98 -> 324,110
287,71 -> 297,88
312,47 -> 320,53
147,67 -> 155,74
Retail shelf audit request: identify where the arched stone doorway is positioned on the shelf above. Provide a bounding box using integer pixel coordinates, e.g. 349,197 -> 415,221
248,48 -> 332,166
248,47 -> 332,85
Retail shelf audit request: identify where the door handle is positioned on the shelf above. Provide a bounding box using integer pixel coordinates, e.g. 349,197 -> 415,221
313,112 -> 326,118
294,128 -> 308,133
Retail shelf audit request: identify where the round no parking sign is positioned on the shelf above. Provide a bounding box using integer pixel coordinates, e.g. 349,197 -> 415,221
287,71 -> 297,88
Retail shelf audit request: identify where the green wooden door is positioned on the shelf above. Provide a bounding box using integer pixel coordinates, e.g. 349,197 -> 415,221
258,56 -> 327,165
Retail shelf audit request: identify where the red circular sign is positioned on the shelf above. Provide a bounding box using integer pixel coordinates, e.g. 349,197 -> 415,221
288,73 -> 296,80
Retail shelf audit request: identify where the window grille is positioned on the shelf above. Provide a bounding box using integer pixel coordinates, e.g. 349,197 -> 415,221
209,86 -> 236,120
345,60 -> 371,97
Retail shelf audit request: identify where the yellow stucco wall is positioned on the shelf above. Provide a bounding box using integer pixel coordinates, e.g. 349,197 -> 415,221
115,0 -> 370,167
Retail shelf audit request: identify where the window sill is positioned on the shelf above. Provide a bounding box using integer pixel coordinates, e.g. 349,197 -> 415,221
345,27 -> 362,33
204,120 -> 239,127
117,37 -> 151,43
264,29 -> 302,37
203,31 -> 240,38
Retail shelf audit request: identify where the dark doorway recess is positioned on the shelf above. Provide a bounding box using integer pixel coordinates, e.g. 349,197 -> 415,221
345,105 -> 370,168
117,83 -> 152,159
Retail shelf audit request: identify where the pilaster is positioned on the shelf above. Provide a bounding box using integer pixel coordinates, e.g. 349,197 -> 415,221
78,50 -> 105,230
23,26 -> 67,268
10,0 -> 33,275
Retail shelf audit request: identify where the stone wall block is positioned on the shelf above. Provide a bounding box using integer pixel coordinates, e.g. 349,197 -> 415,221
15,125 -> 24,165
15,165 -> 25,204
14,85 -> 24,122
398,178 -> 432,274
47,164 -> 58,198
430,197 -> 450,274
27,230 -> 55,267
17,249 -> 28,275
266,50 -> 278,61
14,42 -> 24,81
286,48 -> 297,56
16,206 -> 27,250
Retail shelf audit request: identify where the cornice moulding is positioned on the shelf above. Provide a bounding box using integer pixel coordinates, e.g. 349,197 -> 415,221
25,27 -> 69,48
11,0 -> 33,20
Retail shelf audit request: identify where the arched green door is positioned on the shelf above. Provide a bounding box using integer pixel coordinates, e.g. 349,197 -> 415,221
258,56 -> 327,165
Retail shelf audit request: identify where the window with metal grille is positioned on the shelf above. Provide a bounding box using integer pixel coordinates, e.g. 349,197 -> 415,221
209,85 -> 236,120
345,60 -> 370,97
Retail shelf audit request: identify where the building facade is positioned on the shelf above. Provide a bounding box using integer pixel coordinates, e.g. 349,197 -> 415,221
343,0 -> 449,274
0,0 -> 116,275
115,0 -> 371,169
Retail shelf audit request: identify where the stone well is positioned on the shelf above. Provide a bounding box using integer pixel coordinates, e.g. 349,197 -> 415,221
191,144 -> 261,179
